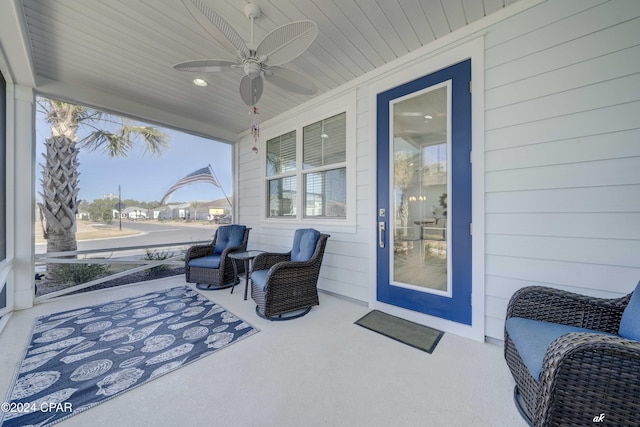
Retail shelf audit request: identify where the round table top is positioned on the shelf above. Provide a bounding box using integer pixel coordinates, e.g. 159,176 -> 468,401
228,250 -> 264,260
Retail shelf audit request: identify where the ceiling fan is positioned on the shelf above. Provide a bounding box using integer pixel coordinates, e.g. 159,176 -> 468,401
175,0 -> 319,106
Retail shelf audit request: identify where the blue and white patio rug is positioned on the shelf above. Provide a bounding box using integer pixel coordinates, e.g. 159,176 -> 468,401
0,286 -> 258,427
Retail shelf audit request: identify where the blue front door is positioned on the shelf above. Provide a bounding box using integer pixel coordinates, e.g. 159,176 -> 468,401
376,59 -> 472,325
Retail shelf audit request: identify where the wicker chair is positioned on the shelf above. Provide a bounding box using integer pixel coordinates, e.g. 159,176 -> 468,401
250,229 -> 329,320
185,225 -> 250,291
504,283 -> 640,426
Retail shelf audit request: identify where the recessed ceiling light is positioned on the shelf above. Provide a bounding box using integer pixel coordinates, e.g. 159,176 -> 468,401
321,133 -> 328,138
193,78 -> 208,87
424,115 -> 433,119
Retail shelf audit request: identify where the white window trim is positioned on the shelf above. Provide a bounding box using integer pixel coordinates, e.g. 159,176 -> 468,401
260,91 -> 357,230
0,55 -> 16,324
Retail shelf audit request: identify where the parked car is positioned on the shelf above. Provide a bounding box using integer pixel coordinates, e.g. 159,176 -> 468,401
208,215 -> 232,224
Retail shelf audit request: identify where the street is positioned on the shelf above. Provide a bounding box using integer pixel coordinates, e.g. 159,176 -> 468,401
35,221 -> 218,256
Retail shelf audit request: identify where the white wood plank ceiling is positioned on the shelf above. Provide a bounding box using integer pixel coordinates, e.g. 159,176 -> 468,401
17,0 -> 520,140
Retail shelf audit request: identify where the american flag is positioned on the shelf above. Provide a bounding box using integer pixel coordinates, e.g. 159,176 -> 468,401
160,166 -> 220,205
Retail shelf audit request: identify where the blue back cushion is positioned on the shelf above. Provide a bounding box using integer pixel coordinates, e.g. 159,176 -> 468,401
619,281 -> 640,341
291,229 -> 321,262
214,225 -> 246,255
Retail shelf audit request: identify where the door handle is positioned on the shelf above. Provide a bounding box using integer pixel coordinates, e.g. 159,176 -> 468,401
378,221 -> 386,248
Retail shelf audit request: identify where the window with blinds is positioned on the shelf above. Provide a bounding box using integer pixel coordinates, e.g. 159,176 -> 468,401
303,113 -> 346,218
265,111 -> 347,220
266,130 -> 296,217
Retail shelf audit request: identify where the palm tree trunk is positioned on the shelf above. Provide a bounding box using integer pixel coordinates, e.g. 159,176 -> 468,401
39,135 -> 80,276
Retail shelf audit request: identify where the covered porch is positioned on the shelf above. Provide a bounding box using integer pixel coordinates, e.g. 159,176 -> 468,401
1,0 -> 639,424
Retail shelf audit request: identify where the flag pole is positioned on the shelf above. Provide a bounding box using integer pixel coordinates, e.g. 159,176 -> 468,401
209,164 -> 232,208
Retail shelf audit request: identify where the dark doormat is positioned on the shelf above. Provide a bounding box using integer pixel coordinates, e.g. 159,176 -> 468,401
355,310 -> 444,354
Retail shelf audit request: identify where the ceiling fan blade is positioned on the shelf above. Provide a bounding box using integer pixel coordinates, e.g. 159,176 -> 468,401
181,0 -> 249,57
264,66 -> 317,95
256,20 -> 318,66
240,75 -> 264,106
174,59 -> 236,73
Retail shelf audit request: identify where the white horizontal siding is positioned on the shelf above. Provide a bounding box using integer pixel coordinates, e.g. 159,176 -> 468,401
486,101 -> 640,151
486,72 -> 640,131
486,185 -> 640,213
486,44 -> 640,110
485,4 -> 640,88
486,129 -> 640,171
486,157 -> 640,191
486,212 -> 640,240
483,0 -> 640,339
483,0 -> 605,48
486,235 -> 640,268
486,255 -> 638,294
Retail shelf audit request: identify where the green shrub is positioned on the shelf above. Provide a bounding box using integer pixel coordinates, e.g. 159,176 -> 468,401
50,263 -> 111,286
144,249 -> 175,278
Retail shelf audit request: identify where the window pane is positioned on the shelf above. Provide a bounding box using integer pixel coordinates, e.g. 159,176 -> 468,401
303,112 -> 346,169
266,130 -> 296,176
304,168 -> 346,218
268,176 -> 297,217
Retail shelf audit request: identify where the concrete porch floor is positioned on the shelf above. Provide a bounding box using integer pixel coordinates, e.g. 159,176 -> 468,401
0,276 -> 525,426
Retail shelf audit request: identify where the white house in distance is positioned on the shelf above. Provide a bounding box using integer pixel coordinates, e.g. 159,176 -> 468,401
151,198 -> 231,221
0,0 -> 639,342
121,207 -> 148,220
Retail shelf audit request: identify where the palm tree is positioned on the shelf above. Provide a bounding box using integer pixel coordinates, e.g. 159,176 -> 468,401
38,97 -> 169,274
191,200 -> 200,221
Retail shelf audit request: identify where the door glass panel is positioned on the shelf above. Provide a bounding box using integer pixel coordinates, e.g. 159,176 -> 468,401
391,84 -> 449,293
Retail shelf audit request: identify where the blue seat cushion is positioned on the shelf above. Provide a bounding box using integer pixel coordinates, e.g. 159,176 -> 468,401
214,225 -> 246,255
188,255 -> 221,269
251,269 -> 269,292
619,281 -> 640,341
290,228 -> 321,262
506,317 -> 613,381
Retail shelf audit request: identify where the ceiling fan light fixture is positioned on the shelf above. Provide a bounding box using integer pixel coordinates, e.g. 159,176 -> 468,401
244,62 -> 262,79
193,78 -> 208,87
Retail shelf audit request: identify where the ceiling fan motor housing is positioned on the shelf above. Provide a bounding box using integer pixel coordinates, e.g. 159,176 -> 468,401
244,3 -> 261,20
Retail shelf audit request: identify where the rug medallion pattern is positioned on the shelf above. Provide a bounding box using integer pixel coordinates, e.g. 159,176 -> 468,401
0,286 -> 258,426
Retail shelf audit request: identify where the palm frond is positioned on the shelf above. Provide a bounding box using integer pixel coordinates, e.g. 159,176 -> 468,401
79,125 -> 168,158
122,125 -> 169,157
80,130 -> 133,157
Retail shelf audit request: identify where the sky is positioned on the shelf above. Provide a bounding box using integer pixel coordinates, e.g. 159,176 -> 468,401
35,109 -> 232,205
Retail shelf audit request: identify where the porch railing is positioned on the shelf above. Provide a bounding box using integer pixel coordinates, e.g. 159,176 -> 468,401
34,240 -> 209,302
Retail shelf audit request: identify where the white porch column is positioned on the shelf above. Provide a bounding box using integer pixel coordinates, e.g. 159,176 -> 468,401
13,84 -> 34,310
